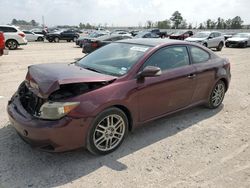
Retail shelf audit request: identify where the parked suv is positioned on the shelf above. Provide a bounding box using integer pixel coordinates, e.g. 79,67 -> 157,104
185,31 -> 224,51
0,32 -> 8,56
0,25 -> 28,50
45,30 -> 79,42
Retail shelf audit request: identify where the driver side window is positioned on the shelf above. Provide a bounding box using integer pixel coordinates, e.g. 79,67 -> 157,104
142,46 -> 190,71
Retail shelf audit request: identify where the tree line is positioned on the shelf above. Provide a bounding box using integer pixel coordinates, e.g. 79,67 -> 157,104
11,19 -> 39,26
10,12 -> 245,30
148,11 -> 244,29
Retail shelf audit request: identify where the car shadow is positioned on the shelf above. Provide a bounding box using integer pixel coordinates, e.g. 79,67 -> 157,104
0,105 -> 223,187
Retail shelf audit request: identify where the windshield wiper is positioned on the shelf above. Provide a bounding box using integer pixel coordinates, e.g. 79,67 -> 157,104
82,66 -> 102,73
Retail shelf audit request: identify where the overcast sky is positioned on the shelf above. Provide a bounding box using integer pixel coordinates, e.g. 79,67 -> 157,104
0,0 -> 249,27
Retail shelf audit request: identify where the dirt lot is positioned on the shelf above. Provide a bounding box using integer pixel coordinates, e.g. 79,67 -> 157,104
0,42 -> 249,188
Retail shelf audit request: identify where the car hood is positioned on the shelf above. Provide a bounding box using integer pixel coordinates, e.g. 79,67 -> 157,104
185,37 -> 206,41
227,37 -> 248,42
25,63 -> 117,98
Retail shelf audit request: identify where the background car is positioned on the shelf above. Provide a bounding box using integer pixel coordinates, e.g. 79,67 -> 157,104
225,33 -> 250,48
75,32 -> 108,47
110,31 -> 132,37
0,25 -> 27,50
185,31 -> 224,51
134,31 -> 160,38
169,30 -> 193,40
82,34 -> 132,53
0,32 -> 8,56
45,30 -> 79,42
223,32 -> 237,40
8,39 -> 230,155
22,30 -> 44,42
149,28 -> 167,38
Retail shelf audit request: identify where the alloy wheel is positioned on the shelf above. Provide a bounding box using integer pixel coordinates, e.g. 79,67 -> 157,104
93,114 -> 126,151
7,40 -> 17,50
211,82 -> 225,107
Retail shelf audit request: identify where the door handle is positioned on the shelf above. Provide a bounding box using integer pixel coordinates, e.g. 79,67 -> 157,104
187,74 -> 196,79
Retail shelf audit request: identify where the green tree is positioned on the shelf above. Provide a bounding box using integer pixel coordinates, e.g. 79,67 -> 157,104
188,23 -> 193,29
146,20 -> 153,28
30,20 -> 39,26
157,19 -> 171,29
231,16 -> 243,29
11,19 -> 18,25
170,11 -> 183,29
179,19 -> 187,29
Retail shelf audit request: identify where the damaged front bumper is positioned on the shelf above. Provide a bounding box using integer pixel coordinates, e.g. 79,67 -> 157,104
7,93 -> 93,152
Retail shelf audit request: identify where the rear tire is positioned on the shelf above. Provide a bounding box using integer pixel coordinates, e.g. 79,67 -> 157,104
207,80 -> 226,109
6,40 -> 18,50
87,107 -> 128,155
54,37 -> 60,43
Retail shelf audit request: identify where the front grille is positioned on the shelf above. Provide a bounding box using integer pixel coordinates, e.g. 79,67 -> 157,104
18,82 -> 45,116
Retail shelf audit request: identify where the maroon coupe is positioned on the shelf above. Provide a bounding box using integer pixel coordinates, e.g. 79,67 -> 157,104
7,39 -> 231,155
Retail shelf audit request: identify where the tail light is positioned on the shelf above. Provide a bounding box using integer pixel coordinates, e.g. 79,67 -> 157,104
18,33 -> 25,38
91,42 -> 98,48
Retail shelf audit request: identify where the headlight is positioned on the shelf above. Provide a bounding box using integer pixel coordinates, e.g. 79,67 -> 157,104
39,102 -> 80,120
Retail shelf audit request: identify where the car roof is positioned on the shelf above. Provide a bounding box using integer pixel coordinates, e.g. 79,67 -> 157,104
116,38 -> 186,47
0,25 -> 17,28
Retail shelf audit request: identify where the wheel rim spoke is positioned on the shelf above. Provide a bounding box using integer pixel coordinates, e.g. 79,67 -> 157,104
93,114 -> 125,151
212,83 -> 224,106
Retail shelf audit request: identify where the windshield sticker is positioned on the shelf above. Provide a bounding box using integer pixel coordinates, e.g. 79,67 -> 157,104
121,67 -> 127,71
130,46 -> 149,52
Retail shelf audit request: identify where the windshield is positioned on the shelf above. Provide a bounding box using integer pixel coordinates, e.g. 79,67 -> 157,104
77,43 -> 151,76
232,33 -> 250,38
192,32 -> 210,38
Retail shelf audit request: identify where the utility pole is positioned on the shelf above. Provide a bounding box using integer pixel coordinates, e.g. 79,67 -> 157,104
42,16 -> 45,28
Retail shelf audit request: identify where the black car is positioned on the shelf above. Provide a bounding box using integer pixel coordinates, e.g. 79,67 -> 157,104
134,31 -> 160,38
149,29 -> 167,38
45,30 -> 79,42
82,34 -> 132,53
75,32 -> 107,47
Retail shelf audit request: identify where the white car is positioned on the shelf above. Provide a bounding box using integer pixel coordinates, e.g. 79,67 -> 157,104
0,25 -> 28,50
225,33 -> 250,48
22,30 -> 44,42
185,31 -> 224,51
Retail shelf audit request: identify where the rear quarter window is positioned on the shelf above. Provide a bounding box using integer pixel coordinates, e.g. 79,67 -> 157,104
190,46 -> 210,64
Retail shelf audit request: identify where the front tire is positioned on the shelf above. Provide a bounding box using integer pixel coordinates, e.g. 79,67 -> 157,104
6,40 -> 18,50
87,107 -> 128,155
37,37 -> 44,41
217,42 -> 224,51
207,80 -> 226,109
73,37 -> 77,42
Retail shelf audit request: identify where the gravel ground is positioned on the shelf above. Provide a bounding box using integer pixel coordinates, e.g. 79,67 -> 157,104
0,42 -> 249,188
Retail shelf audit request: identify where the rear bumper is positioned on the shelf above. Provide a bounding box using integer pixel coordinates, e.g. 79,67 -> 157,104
7,94 -> 92,152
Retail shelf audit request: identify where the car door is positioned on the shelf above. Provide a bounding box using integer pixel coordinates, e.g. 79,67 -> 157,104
137,45 -> 197,122
207,33 -> 216,47
189,45 -> 217,103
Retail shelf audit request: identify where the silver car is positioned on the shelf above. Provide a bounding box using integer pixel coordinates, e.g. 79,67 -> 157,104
225,33 -> 250,48
185,31 -> 224,51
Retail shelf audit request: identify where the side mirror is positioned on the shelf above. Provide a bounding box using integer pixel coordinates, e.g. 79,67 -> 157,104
137,66 -> 162,79
208,36 -> 213,39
